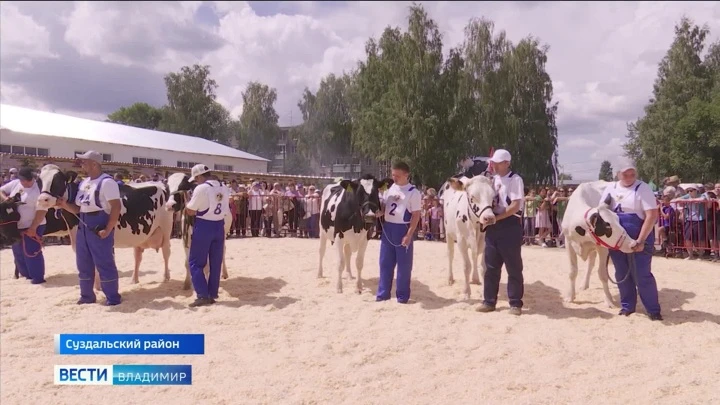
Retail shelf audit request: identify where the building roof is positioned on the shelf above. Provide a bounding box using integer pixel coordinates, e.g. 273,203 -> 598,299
0,104 -> 269,162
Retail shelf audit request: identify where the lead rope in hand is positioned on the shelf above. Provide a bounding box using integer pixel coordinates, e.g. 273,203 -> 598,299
378,216 -> 410,252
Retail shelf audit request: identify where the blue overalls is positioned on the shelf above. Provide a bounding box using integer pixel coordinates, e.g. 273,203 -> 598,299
378,208 -> 414,303
76,176 -> 122,305
483,215 -> 524,308
483,172 -> 525,308
188,196 -> 226,300
608,183 -> 661,315
12,225 -> 46,284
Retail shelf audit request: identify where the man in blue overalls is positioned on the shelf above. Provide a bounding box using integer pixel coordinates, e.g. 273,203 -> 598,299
377,161 -> 422,303
477,149 -> 526,316
600,161 -> 662,321
57,151 -> 122,305
185,164 -> 229,308
0,168 -> 48,284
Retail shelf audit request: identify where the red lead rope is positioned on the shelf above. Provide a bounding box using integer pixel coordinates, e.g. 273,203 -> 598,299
583,208 -> 627,251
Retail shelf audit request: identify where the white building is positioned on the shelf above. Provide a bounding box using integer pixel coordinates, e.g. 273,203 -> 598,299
0,104 -> 269,173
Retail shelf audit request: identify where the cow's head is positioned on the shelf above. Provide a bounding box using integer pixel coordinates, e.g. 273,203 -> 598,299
447,175 -> 497,228
165,173 -> 195,212
36,165 -> 78,210
0,194 -> 23,243
574,194 -> 635,253
342,174 -> 393,224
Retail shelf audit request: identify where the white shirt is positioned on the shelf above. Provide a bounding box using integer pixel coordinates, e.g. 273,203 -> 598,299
493,171 -> 525,215
599,180 -> 657,220
383,183 -> 422,224
0,179 -> 47,229
187,180 -> 230,221
75,174 -> 120,214
248,188 -> 264,211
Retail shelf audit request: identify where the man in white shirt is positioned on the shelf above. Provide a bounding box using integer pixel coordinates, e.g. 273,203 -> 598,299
185,164 -> 230,307
0,168 -> 48,284
57,151 -> 122,305
600,161 -> 662,321
476,149 -> 526,316
377,161 -> 422,303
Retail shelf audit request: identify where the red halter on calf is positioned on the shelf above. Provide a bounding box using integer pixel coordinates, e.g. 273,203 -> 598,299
583,208 -> 627,251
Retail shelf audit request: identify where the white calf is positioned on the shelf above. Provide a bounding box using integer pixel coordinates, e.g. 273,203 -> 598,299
438,175 -> 497,300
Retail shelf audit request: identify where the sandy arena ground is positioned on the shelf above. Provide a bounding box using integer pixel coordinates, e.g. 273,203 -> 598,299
1,237 -> 719,405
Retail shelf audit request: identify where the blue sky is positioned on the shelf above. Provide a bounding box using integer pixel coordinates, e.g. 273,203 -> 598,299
2,1 -> 719,180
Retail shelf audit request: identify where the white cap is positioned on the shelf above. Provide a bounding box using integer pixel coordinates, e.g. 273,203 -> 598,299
189,164 -> 210,182
76,150 -> 103,163
8,168 -> 17,173
489,149 -> 511,163
615,157 -> 636,173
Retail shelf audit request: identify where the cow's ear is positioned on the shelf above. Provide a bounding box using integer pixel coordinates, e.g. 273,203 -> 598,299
574,226 -> 586,236
340,180 -> 355,193
448,178 -> 465,191
378,178 -> 393,192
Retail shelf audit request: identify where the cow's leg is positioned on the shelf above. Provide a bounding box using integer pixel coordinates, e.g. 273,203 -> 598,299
471,230 -> 483,285
355,239 -> 368,294
343,243 -> 354,280
132,247 -> 142,284
582,249 -> 596,291
221,243 -> 228,280
446,235 -> 455,286
335,239 -> 345,293
597,248 -> 615,308
458,237 -> 472,300
565,244 -> 578,303
161,236 -> 171,282
183,245 -> 192,290
317,232 -> 327,278
94,268 -> 101,291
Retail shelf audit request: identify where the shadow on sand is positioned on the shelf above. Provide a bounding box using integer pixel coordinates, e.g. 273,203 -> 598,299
657,288 -> 720,325
358,277 -> 458,310
108,280 -> 192,312
217,276 -> 299,309
43,269 -> 154,289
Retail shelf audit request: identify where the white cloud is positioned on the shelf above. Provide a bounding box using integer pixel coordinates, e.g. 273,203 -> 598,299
0,3 -> 56,61
2,0 -> 720,178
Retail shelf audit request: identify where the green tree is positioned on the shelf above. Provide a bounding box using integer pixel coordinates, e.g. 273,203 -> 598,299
351,4 -> 464,187
460,18 -> 558,185
625,17 -> 719,182
237,81 -> 281,159
107,102 -> 162,130
158,64 -> 232,144
599,160 -> 614,181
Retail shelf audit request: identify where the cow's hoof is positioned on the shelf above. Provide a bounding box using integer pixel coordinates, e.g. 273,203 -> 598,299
132,279 -> 139,284
563,297 -> 574,304
471,278 -> 481,285
448,278 -> 454,286
222,274 -> 228,280
463,293 -> 471,301
581,284 -> 590,291
356,289 -> 362,295
183,283 -> 191,291
336,288 -> 343,294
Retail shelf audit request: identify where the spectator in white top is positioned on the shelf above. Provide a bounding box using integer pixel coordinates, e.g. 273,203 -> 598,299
0,168 -> 48,284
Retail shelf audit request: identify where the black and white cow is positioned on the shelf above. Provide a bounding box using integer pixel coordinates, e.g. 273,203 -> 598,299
164,172 -> 232,290
562,180 -> 636,308
317,174 -> 393,294
437,174 -> 497,299
35,164 -> 174,287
